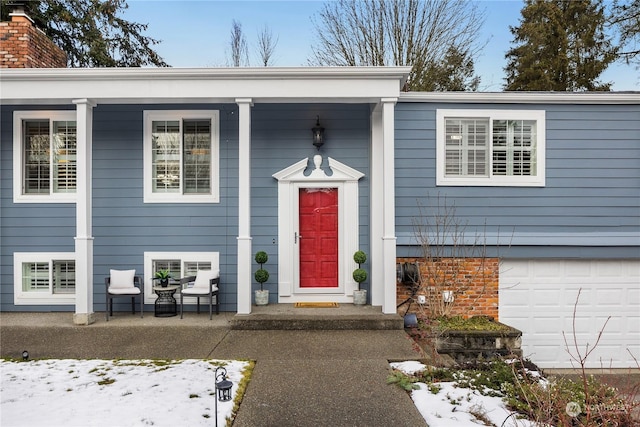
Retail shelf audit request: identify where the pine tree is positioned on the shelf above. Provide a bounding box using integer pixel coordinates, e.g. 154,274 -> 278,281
504,0 -> 617,91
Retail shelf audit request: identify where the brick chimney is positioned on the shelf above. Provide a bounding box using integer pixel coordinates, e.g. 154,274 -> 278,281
0,1 -> 67,68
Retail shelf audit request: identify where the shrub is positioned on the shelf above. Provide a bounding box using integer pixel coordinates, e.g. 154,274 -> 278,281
352,268 -> 367,284
353,250 -> 366,265
254,269 -> 269,284
255,251 -> 268,264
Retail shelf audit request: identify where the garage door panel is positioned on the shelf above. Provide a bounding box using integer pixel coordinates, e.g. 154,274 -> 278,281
595,288 -> 626,305
500,259 -> 640,369
563,261 -> 593,277
628,317 -> 640,334
531,289 -> 563,306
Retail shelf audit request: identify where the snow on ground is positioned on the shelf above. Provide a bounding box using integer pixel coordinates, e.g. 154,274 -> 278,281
391,361 -> 537,427
2,358 -> 539,426
1,359 -> 249,427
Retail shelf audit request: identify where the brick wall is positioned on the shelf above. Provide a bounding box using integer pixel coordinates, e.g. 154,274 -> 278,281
1,14 -> 67,68
397,257 -> 500,320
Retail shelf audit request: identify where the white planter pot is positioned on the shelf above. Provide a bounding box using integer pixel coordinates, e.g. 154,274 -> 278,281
255,289 -> 269,306
353,289 -> 367,305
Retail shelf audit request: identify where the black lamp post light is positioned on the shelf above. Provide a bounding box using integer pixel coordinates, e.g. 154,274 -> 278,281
214,366 -> 233,427
21,350 -> 29,361
312,116 -> 325,150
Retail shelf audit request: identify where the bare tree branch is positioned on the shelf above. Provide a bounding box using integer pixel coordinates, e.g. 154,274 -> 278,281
256,25 -> 278,66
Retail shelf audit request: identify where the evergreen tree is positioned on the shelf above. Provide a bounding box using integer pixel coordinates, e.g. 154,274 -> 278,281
504,0 -> 616,91
0,0 -> 168,67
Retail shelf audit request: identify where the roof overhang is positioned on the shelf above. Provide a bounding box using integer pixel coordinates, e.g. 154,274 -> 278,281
400,91 -> 639,104
0,66 -> 411,105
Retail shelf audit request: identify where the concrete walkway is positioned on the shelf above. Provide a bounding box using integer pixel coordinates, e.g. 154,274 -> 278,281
0,312 -> 428,426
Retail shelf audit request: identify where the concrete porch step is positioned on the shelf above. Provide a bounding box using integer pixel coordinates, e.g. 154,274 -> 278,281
230,304 -> 404,330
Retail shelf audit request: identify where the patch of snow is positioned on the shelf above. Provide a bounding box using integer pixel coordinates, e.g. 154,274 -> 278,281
1,359 -> 249,427
393,361 -> 539,427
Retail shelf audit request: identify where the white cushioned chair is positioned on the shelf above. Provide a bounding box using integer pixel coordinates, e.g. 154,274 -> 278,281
105,269 -> 144,321
178,270 -> 220,319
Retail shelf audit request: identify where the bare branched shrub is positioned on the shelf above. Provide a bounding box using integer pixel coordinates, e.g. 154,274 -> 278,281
412,194 -> 501,318
504,290 -> 639,426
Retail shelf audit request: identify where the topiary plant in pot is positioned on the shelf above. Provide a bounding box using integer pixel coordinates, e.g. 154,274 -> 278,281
254,251 -> 270,306
352,250 -> 367,305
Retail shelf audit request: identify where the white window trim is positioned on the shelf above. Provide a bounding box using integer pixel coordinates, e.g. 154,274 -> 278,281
13,252 -> 76,305
143,110 -> 220,203
436,109 -> 546,187
143,251 -> 219,304
13,111 -> 78,203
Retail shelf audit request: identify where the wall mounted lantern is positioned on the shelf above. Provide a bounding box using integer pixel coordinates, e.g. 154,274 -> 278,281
312,116 -> 325,150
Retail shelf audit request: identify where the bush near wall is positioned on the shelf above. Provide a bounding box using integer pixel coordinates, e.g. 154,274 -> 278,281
396,257 -> 499,320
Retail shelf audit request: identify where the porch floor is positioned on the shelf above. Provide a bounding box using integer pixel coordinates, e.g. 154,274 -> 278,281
231,303 -> 404,330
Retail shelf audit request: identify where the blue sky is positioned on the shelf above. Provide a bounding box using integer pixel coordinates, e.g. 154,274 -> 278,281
125,0 -> 639,91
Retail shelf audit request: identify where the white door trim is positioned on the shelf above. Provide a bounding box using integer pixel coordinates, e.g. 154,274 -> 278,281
273,155 -> 364,303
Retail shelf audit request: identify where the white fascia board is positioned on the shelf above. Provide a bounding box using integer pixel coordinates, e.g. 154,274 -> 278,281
400,91 -> 640,105
0,67 -> 411,105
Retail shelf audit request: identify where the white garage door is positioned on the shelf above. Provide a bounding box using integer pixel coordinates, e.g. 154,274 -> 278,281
500,259 -> 640,369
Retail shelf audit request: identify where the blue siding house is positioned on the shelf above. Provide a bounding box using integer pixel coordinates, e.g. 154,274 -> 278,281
1,67 -> 638,368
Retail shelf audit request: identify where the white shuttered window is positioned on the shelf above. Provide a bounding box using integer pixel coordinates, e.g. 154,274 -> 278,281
437,110 -> 545,187
14,253 -> 76,305
13,111 -> 77,202
144,111 -> 219,203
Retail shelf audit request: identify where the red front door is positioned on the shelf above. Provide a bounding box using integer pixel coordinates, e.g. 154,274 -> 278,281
299,188 -> 338,288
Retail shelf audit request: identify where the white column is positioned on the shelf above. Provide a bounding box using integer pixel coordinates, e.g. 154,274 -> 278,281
381,98 -> 398,314
72,99 -> 96,325
236,99 -> 253,314
370,104 -> 384,306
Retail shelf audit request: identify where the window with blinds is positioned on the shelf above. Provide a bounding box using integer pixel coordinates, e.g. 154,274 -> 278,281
15,253 -> 76,304
437,110 -> 545,187
144,111 -> 219,203
18,113 -> 77,198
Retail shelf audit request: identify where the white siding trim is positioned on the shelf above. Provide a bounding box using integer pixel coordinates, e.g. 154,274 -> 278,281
400,91 -> 639,104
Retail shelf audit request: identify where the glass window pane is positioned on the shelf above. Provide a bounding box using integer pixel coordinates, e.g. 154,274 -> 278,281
153,260 -> 181,279
52,121 -> 77,193
183,120 -> 211,194
445,118 -> 489,177
152,121 -> 180,193
53,260 -> 75,294
184,262 -> 212,276
22,262 -> 49,292
492,120 -> 537,176
23,120 -> 50,194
